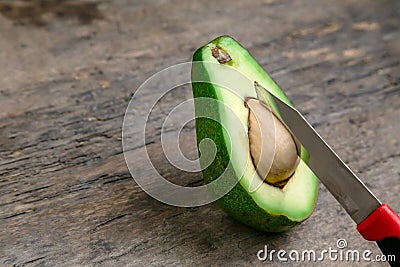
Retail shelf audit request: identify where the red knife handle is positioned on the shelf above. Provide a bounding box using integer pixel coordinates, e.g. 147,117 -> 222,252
357,204 -> 400,241
357,204 -> 400,267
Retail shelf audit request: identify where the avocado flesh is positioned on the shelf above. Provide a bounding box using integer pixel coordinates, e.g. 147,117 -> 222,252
192,36 -> 319,232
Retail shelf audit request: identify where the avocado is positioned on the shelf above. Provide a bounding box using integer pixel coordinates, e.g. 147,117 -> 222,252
191,36 -> 319,232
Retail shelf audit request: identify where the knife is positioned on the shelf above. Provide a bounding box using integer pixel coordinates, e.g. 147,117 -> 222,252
256,83 -> 400,266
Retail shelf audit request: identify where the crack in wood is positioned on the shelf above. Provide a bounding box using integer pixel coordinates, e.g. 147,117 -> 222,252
20,256 -> 46,266
14,184 -> 54,197
90,213 -> 131,233
1,211 -> 28,219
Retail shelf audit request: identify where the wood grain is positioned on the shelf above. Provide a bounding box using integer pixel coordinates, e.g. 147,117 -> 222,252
1,0 -> 399,266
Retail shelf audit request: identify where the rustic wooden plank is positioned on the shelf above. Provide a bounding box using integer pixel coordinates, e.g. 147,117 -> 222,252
0,0 -> 399,266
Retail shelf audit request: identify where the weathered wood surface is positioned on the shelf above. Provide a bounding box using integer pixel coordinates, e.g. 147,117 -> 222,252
0,0 -> 399,266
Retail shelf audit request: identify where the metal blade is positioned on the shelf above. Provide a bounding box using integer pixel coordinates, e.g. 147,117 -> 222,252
268,93 -> 381,224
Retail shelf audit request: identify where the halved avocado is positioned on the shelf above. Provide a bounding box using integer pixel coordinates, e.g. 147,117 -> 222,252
191,36 -> 319,232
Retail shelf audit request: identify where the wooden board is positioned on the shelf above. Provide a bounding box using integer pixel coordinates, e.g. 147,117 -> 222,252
0,0 -> 399,266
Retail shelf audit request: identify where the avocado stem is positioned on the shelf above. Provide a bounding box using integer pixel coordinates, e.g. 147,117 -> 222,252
211,47 -> 232,64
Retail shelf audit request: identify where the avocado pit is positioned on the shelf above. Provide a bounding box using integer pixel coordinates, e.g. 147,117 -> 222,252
246,98 -> 300,187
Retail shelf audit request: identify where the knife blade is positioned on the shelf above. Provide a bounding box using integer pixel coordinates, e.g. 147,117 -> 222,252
257,84 -> 400,265
267,93 -> 381,224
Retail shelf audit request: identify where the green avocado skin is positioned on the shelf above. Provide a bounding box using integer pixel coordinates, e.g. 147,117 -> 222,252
192,36 -> 300,232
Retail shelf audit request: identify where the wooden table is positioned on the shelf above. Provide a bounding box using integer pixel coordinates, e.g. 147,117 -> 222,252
1,0 -> 399,266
